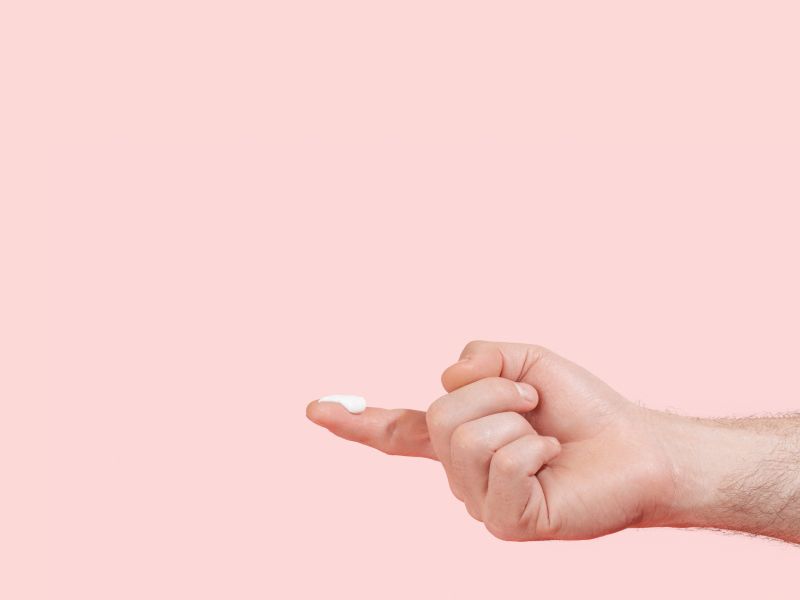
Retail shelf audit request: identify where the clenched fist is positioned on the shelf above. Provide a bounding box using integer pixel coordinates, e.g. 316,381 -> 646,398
307,341 -> 800,543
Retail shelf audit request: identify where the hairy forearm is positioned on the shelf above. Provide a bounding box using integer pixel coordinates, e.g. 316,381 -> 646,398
657,412 -> 800,543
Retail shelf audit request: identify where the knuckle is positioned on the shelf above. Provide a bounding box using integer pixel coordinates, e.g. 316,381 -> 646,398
524,344 -> 552,367
425,397 -> 449,432
463,339 -> 487,352
484,520 -> 523,542
447,478 -> 465,502
381,418 -> 401,456
492,449 -> 523,475
450,422 -> 486,455
464,502 -> 483,522
526,343 -> 549,356
461,339 -> 488,357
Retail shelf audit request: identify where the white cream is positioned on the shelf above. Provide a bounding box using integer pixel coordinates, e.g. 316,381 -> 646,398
318,394 -> 367,414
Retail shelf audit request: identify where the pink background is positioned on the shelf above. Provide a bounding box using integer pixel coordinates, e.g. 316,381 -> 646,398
5,1 -> 799,598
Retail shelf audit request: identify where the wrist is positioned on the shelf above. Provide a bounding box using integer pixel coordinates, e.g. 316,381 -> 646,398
653,411 -> 800,539
653,413 -> 751,528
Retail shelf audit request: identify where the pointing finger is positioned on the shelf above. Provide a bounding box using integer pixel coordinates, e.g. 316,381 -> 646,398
306,400 -> 436,460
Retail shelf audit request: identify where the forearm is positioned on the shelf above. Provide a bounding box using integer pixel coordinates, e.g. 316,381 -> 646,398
657,412 -> 800,543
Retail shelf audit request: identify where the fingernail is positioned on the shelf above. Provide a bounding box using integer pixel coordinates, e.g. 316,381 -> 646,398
318,394 -> 367,414
514,382 -> 537,403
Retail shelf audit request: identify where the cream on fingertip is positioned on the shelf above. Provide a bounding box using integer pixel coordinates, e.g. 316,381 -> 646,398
318,394 -> 367,414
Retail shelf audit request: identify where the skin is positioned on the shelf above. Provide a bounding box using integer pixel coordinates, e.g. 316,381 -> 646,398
306,341 -> 800,543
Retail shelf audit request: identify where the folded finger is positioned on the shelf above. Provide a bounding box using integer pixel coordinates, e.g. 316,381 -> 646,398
483,433 -> 561,540
426,377 -> 538,498
449,412 -> 534,519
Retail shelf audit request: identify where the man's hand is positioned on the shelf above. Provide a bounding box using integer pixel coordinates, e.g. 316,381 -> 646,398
306,341 -> 800,543
307,341 -> 676,540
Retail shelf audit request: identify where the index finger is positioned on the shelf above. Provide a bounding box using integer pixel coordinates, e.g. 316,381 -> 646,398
306,401 -> 437,460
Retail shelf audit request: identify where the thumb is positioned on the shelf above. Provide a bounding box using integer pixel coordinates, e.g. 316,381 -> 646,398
440,340 -> 575,393
306,400 -> 437,460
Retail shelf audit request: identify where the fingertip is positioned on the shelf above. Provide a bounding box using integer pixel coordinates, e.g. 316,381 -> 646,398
305,399 -> 323,423
542,436 -> 562,461
442,341 -> 507,391
306,399 -> 347,428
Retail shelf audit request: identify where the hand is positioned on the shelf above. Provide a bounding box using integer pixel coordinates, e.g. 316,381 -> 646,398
307,341 -> 677,541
